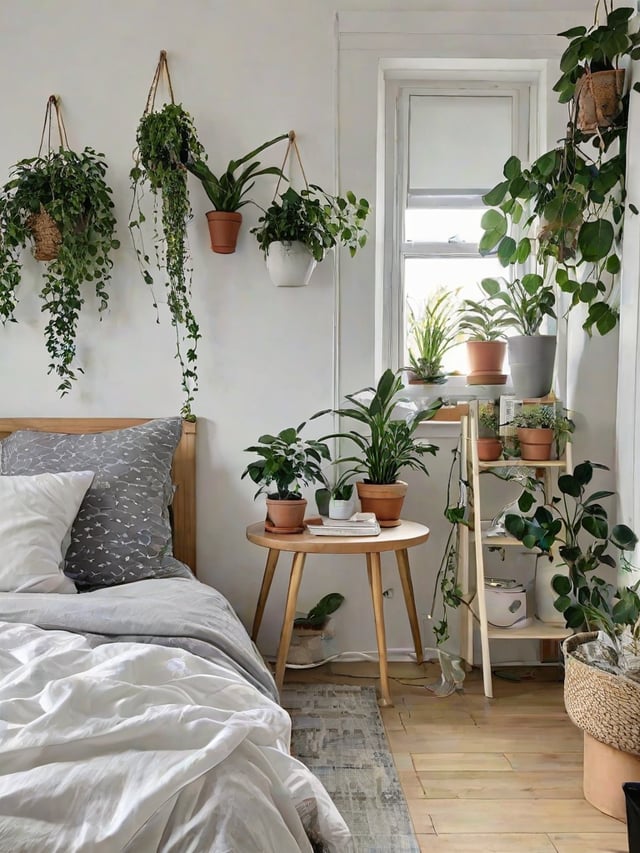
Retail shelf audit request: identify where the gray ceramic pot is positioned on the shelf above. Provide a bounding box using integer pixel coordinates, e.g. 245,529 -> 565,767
507,335 -> 556,399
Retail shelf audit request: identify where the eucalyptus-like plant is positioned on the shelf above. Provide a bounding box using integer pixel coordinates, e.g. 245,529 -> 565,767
480,275 -> 556,336
407,291 -> 460,382
505,460 -> 639,642
129,102 -> 204,418
0,146 -> 118,394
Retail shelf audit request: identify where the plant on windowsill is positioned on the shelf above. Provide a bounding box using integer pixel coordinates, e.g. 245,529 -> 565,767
252,185 -> 370,287
0,96 -> 118,395
480,275 -> 557,399
458,297 -> 510,385
242,423 -> 330,532
405,290 -> 461,384
313,369 -> 443,526
185,132 -> 288,254
509,406 -> 574,461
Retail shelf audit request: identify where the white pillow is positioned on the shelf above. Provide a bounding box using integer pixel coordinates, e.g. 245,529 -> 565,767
0,471 -> 95,593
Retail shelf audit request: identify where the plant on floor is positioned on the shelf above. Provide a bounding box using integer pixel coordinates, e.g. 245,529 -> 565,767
0,97 -> 118,394
406,290 -> 460,383
504,460 -> 639,641
242,423 -> 331,500
294,593 -> 345,630
130,55 -> 205,419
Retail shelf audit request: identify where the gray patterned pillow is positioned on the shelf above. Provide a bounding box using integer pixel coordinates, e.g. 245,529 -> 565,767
0,418 -> 192,590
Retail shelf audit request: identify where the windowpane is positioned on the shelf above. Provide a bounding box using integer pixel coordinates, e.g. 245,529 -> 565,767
405,208 -> 485,244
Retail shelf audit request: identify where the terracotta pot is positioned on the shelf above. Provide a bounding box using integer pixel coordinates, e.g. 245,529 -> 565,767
516,427 -> 554,461
206,211 -> 242,254
575,69 -> 625,133
476,438 -> 502,462
265,497 -> 307,533
466,341 -> 507,385
583,732 -> 640,821
356,481 -> 407,528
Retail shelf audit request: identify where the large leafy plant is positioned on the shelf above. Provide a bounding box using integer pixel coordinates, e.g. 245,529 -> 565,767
315,369 -> 442,485
480,275 -> 556,336
130,102 -> 204,418
186,133 -> 287,212
242,423 -> 331,500
505,460 -> 639,641
252,185 -> 370,262
0,146 -> 118,394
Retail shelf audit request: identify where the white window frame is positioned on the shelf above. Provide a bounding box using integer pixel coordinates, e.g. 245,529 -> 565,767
384,77 -> 540,384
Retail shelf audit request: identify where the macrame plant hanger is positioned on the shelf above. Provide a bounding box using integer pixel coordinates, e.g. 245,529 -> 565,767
273,130 -> 308,200
30,95 -> 70,261
144,49 -> 176,118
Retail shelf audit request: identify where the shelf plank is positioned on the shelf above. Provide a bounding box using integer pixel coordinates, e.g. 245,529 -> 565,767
487,619 -> 573,640
470,533 -> 524,547
478,459 -> 568,469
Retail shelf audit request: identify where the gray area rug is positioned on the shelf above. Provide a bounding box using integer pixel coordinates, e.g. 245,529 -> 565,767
281,683 -> 419,853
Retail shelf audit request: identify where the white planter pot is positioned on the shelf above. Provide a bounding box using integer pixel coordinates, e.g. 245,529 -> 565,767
266,240 -> 317,287
328,497 -> 356,520
535,548 -> 568,625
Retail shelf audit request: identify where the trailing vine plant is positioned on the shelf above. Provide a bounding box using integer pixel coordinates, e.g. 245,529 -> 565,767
129,51 -> 203,418
0,96 -> 118,393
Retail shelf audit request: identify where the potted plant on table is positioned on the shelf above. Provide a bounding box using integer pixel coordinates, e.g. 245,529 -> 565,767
313,369 -> 443,526
0,98 -> 118,395
458,296 -> 510,385
242,423 -> 331,532
480,275 -> 556,399
405,290 -> 460,384
185,132 -> 288,254
251,185 -> 370,287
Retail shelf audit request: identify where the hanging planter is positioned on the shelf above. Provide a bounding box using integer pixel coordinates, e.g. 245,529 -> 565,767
574,68 -> 625,133
252,132 -> 370,287
129,51 -> 204,419
0,95 -> 118,394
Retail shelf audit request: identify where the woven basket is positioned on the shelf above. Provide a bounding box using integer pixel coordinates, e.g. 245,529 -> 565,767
27,206 -> 61,261
575,69 -> 625,133
563,632 -> 640,756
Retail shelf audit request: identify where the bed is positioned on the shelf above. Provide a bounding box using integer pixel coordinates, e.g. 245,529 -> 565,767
0,417 -> 352,853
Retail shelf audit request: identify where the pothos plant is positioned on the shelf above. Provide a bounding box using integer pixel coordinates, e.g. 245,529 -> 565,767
0,145 -> 118,394
129,102 -> 204,418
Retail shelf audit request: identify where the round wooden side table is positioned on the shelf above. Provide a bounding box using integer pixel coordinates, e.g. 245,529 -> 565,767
246,520 -> 430,707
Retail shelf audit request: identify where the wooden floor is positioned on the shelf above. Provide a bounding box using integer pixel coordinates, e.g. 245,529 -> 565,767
285,660 -> 629,853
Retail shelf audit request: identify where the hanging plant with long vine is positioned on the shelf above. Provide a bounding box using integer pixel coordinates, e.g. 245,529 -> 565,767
0,96 -> 118,394
129,51 -> 204,418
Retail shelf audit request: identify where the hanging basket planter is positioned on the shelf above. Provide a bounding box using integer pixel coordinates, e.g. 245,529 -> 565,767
206,211 -> 242,254
266,240 -> 317,287
27,206 -> 61,261
575,69 -> 625,133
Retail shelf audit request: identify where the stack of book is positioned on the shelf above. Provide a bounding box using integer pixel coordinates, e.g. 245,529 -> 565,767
306,512 -> 381,536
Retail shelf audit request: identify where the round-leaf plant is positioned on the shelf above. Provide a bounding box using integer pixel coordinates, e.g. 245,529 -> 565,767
0,146 -> 118,394
129,103 -> 204,418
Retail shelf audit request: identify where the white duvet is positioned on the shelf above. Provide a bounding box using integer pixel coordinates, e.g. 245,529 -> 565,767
0,621 -> 352,853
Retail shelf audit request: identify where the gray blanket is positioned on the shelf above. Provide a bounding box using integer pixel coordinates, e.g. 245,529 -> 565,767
0,576 -> 278,701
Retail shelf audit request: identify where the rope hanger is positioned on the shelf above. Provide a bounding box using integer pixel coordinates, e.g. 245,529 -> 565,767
37,95 -> 69,157
144,49 -> 176,116
273,130 -> 309,200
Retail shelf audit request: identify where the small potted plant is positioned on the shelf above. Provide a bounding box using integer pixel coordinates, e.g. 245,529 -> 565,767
242,423 -> 330,532
0,101 -> 118,395
186,132 -> 287,254
477,402 -> 503,461
480,276 -> 556,399
509,406 -> 573,461
405,291 -> 460,384
314,369 -> 443,526
458,297 -> 510,385
288,592 -> 345,665
327,471 -> 356,520
252,185 -> 370,287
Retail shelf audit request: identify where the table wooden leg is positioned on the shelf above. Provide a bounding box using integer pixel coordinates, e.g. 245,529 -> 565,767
251,548 -> 280,642
274,551 -> 306,691
366,553 -> 373,588
368,552 -> 392,707
395,548 -> 423,665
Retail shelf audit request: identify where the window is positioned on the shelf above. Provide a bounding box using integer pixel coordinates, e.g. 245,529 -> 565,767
387,81 -> 535,381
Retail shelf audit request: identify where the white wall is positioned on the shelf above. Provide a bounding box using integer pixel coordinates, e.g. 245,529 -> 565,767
0,0 -> 612,661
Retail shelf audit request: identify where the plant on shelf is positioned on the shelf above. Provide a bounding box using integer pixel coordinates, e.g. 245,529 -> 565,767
458,295 -> 510,385
0,96 -> 118,394
509,405 -> 574,461
242,423 -> 330,532
130,97 -> 204,419
186,132 -> 287,254
313,369 -> 443,526
252,185 -> 370,287
477,402 -> 503,461
406,290 -> 460,384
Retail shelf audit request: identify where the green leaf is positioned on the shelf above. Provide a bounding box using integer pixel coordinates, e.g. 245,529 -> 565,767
503,156 -> 522,180
558,474 -> 581,497
552,574 -> 572,596
518,490 -> 536,513
497,236 -> 517,266
610,523 -> 638,550
483,181 -> 509,206
582,515 -> 608,540
557,25 -> 587,38
573,462 -> 593,485
578,220 -> 614,263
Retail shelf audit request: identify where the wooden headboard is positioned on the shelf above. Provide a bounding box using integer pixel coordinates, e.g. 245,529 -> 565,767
0,418 -> 197,574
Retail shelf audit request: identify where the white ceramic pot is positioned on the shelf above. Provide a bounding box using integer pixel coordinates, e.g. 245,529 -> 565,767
535,547 -> 568,625
265,240 -> 317,287
328,497 -> 356,520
